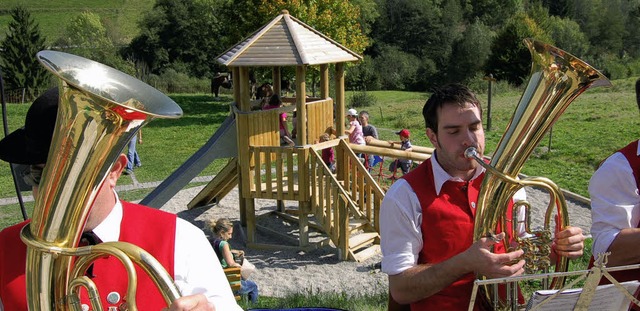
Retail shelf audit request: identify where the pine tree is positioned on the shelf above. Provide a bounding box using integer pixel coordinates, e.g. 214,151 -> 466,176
0,6 -> 49,99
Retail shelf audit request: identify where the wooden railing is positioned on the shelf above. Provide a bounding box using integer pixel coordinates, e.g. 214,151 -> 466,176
336,140 -> 386,232
309,139 -> 356,259
248,146 -> 309,201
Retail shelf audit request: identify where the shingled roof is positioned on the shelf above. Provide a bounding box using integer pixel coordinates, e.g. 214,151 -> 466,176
217,10 -> 362,67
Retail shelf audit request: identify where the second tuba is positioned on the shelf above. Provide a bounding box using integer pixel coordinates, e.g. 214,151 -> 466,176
20,50 -> 183,310
465,39 -> 611,310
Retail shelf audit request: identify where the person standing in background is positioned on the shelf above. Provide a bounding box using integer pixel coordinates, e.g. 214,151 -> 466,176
124,129 -> 142,175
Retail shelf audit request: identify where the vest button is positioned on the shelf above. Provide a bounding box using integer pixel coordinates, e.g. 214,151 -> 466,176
81,304 -> 89,311
107,291 -> 121,304
471,202 -> 476,208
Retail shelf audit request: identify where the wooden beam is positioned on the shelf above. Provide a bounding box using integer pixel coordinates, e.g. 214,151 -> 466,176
232,67 -> 240,103
320,64 -> 329,99
239,67 -> 251,111
296,65 -> 307,145
335,63 -> 346,180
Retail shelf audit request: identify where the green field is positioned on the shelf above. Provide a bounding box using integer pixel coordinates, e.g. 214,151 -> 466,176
0,0 -> 155,44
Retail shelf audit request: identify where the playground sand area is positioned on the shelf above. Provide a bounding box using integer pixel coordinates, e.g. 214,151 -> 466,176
159,185 -> 593,299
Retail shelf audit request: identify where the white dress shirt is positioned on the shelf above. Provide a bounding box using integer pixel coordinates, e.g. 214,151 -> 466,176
380,153 -> 527,276
89,193 -> 242,310
590,140 -> 640,256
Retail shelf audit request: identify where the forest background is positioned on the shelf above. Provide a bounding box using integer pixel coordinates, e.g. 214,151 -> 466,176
2,0 -> 640,98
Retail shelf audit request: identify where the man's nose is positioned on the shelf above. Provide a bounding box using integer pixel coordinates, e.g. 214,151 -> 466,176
462,130 -> 477,147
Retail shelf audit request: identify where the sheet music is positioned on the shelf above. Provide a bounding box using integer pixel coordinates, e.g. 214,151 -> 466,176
526,281 -> 640,311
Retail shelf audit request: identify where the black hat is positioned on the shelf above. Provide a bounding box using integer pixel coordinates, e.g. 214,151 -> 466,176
0,87 -> 59,165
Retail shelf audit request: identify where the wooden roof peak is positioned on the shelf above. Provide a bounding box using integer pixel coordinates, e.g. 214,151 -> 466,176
217,11 -> 362,67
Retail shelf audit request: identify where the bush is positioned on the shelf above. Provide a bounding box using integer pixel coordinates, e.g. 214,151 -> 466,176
349,91 -> 378,108
145,69 -> 210,94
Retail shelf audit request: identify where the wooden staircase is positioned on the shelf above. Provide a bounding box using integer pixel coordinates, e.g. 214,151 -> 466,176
308,140 -> 384,262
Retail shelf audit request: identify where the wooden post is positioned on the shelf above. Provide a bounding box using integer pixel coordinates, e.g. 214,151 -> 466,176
296,65 -> 307,145
236,67 -> 256,237
335,63 -> 345,135
320,64 -> 329,99
335,63 -> 346,181
232,67 -> 240,103
273,66 -> 281,96
483,74 -> 496,131
295,65 -> 309,247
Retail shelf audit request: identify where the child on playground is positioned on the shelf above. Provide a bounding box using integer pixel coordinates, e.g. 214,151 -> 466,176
344,108 -> 365,146
263,94 -> 295,147
209,218 -> 259,304
388,129 -> 413,176
319,133 -> 335,173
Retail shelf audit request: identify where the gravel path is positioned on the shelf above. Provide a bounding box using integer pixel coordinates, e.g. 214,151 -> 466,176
160,184 -> 592,298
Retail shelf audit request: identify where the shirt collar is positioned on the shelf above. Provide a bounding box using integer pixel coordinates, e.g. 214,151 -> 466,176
636,139 -> 640,156
430,151 -> 484,195
91,190 -> 123,243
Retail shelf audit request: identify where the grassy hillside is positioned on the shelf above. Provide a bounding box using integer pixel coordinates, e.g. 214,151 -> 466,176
0,0 -> 155,45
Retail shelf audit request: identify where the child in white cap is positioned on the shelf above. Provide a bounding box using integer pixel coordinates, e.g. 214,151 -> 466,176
345,108 -> 365,146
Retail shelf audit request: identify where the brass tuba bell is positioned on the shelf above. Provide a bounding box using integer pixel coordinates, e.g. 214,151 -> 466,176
20,50 -> 183,310
465,38 -> 611,310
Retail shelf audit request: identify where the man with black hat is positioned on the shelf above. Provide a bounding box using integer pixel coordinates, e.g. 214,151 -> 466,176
0,88 -> 241,311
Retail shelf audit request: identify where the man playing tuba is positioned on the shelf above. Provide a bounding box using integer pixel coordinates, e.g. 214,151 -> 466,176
0,88 -> 242,311
379,83 -> 585,310
589,78 -> 640,310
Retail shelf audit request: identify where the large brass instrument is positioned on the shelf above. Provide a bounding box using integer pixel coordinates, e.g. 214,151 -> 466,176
20,50 -> 183,310
464,39 -> 611,310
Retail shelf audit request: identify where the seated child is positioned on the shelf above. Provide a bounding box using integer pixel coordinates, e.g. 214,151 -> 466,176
209,218 -> 259,303
319,133 -> 335,173
388,129 -> 413,175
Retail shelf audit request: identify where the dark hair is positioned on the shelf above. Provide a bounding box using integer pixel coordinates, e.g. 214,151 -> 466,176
422,83 -> 482,133
269,93 -> 282,107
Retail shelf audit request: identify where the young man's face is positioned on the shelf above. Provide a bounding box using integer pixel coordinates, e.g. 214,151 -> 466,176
359,114 -> 368,124
426,102 -> 484,180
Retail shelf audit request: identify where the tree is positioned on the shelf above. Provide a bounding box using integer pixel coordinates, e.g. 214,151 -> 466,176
126,0 -> 227,78
218,0 -> 374,56
53,12 -> 127,70
447,19 -> 494,84
485,12 -> 552,86
0,6 -> 48,98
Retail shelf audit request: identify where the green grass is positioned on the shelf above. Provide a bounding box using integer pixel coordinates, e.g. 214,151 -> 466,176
239,290 -> 388,311
0,0 -> 155,44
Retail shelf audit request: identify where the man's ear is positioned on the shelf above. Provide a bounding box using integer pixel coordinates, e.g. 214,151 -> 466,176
111,154 -> 128,177
426,128 -> 438,147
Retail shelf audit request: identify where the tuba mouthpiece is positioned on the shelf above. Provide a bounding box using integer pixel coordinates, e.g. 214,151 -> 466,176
464,147 -> 479,159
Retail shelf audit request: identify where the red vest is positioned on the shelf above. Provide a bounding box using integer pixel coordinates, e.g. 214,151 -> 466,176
403,160 -> 514,311
590,140 -> 640,308
0,201 -> 177,311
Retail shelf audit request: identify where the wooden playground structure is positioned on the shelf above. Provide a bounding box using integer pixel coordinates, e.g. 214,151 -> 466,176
183,10 -> 431,261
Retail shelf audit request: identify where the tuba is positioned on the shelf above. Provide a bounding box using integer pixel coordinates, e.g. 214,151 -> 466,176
20,50 -> 183,310
465,39 -> 611,310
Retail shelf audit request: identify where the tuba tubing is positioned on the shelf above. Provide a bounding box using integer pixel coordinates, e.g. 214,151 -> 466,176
21,50 -> 183,310
467,39 -> 611,310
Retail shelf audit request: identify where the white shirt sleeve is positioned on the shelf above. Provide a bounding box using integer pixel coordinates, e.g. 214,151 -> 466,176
380,179 -> 423,276
589,152 -> 640,256
174,218 -> 242,311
